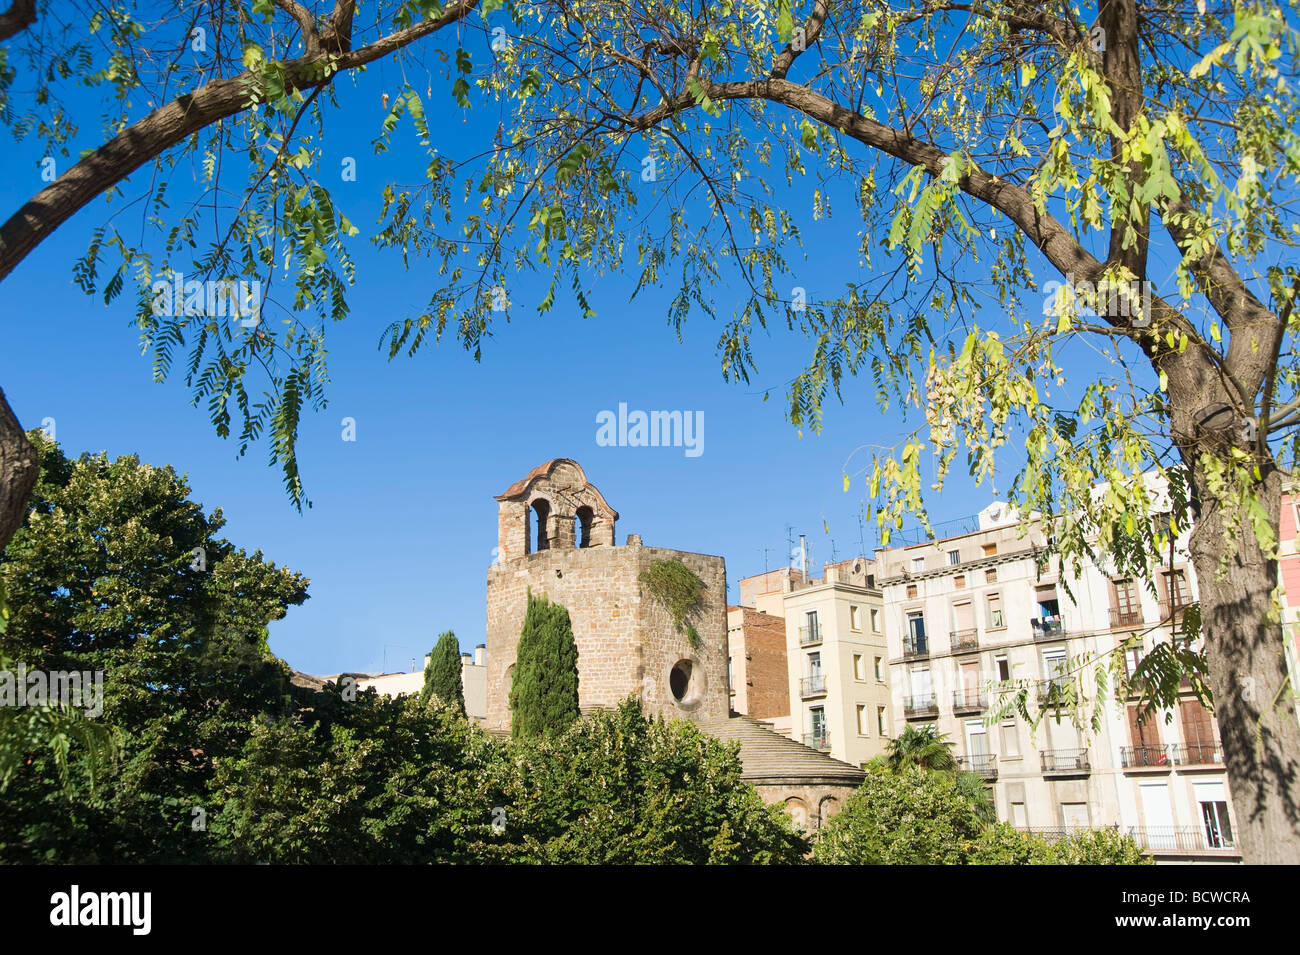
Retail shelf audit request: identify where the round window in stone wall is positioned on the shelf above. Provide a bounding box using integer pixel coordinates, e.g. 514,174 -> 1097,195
669,660 -> 692,701
668,657 -> 705,710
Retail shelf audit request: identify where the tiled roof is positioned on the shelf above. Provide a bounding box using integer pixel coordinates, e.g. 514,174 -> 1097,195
693,716 -> 867,786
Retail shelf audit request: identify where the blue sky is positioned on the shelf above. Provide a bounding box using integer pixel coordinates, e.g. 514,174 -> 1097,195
0,14 -> 1097,677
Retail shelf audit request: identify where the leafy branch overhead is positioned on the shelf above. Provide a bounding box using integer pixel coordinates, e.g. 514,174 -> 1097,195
639,559 -> 705,648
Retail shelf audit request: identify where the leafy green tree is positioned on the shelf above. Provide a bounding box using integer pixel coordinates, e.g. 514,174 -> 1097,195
818,773 -> 1149,864
508,593 -> 580,738
421,630 -> 465,714
0,433 -> 307,862
0,2 -> 485,529
814,768 -> 985,864
383,0 -> 1299,863
492,698 -> 808,864
210,687 -> 503,863
876,725 -> 994,823
884,724 -> 959,773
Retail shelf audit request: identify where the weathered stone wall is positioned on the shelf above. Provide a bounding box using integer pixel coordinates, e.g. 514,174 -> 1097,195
485,540 -> 729,730
751,782 -> 856,833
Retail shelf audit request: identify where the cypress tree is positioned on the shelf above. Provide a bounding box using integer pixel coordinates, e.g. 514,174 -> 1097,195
509,592 -> 579,738
420,630 -> 465,714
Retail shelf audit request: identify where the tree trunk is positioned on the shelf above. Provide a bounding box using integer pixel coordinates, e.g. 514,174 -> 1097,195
0,387 -> 37,554
1187,464 -> 1300,864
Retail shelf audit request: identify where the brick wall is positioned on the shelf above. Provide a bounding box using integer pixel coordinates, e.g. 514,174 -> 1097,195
728,606 -> 790,720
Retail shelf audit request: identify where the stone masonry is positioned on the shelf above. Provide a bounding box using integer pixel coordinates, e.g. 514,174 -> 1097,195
485,459 -> 729,730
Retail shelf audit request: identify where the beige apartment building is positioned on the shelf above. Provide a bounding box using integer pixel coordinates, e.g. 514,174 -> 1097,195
777,559 -> 893,768
876,501 -> 1241,863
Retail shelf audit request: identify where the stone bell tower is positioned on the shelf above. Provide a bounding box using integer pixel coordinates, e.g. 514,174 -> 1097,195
485,458 -> 729,731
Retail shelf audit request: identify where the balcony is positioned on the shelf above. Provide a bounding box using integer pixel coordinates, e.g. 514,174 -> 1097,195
798,625 -> 822,647
1109,607 -> 1143,629
800,675 -> 827,699
1040,748 -> 1091,776
1031,616 -> 1066,641
958,753 -> 998,780
903,694 -> 939,720
952,688 -> 987,714
1037,679 -> 1071,704
950,628 -> 979,653
1158,599 -> 1192,626
802,731 -> 831,752
1120,744 -> 1171,771
1123,825 -> 1237,855
1171,742 -> 1225,768
902,635 -> 929,660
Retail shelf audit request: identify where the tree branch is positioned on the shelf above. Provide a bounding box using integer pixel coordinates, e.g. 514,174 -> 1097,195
0,0 -> 478,283
0,0 -> 36,43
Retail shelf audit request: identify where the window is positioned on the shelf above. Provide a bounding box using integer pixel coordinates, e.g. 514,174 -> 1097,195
1164,569 -> 1193,609
850,605 -> 861,631
1200,800 -> 1234,849
1001,720 -> 1021,758
1010,801 -> 1027,828
906,583 -> 918,599
987,594 -> 1005,629
728,656 -> 734,692
807,651 -> 822,678
1195,781 -> 1233,848
857,704 -> 869,735
954,574 -> 966,589
1113,577 -> 1140,625
1036,584 -> 1060,619
1043,648 -> 1068,693
853,653 -> 866,681
995,655 -> 1010,681
912,556 -> 925,572
870,607 -> 880,632
1061,803 -> 1090,829
1123,642 -> 1143,679
810,706 -> 827,740
985,568 -> 997,583
906,612 -> 927,655
948,550 -> 961,566
877,705 -> 888,736
982,542 -> 998,557
873,656 -> 883,681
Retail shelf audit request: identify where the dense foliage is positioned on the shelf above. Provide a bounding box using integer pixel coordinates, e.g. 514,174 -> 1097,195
508,592 -> 580,738
491,698 -> 808,864
639,559 -> 705,648
421,630 -> 466,714
0,433 -> 307,862
815,770 -> 1151,865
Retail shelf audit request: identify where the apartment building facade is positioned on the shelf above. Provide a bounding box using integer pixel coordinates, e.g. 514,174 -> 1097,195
877,501 -> 1241,863
780,559 -> 893,768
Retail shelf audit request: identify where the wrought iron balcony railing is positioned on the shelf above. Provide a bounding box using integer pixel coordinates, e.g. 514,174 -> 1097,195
952,688 -> 987,714
903,694 -> 939,719
1120,744 -> 1171,769
1123,825 -> 1236,853
1031,616 -> 1066,641
1040,748 -> 1091,775
802,731 -> 831,752
1171,742 -> 1224,767
798,625 -> 822,646
902,635 -> 929,659
958,753 -> 998,779
1110,607 -> 1144,628
800,675 -> 827,698
950,628 -> 979,653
